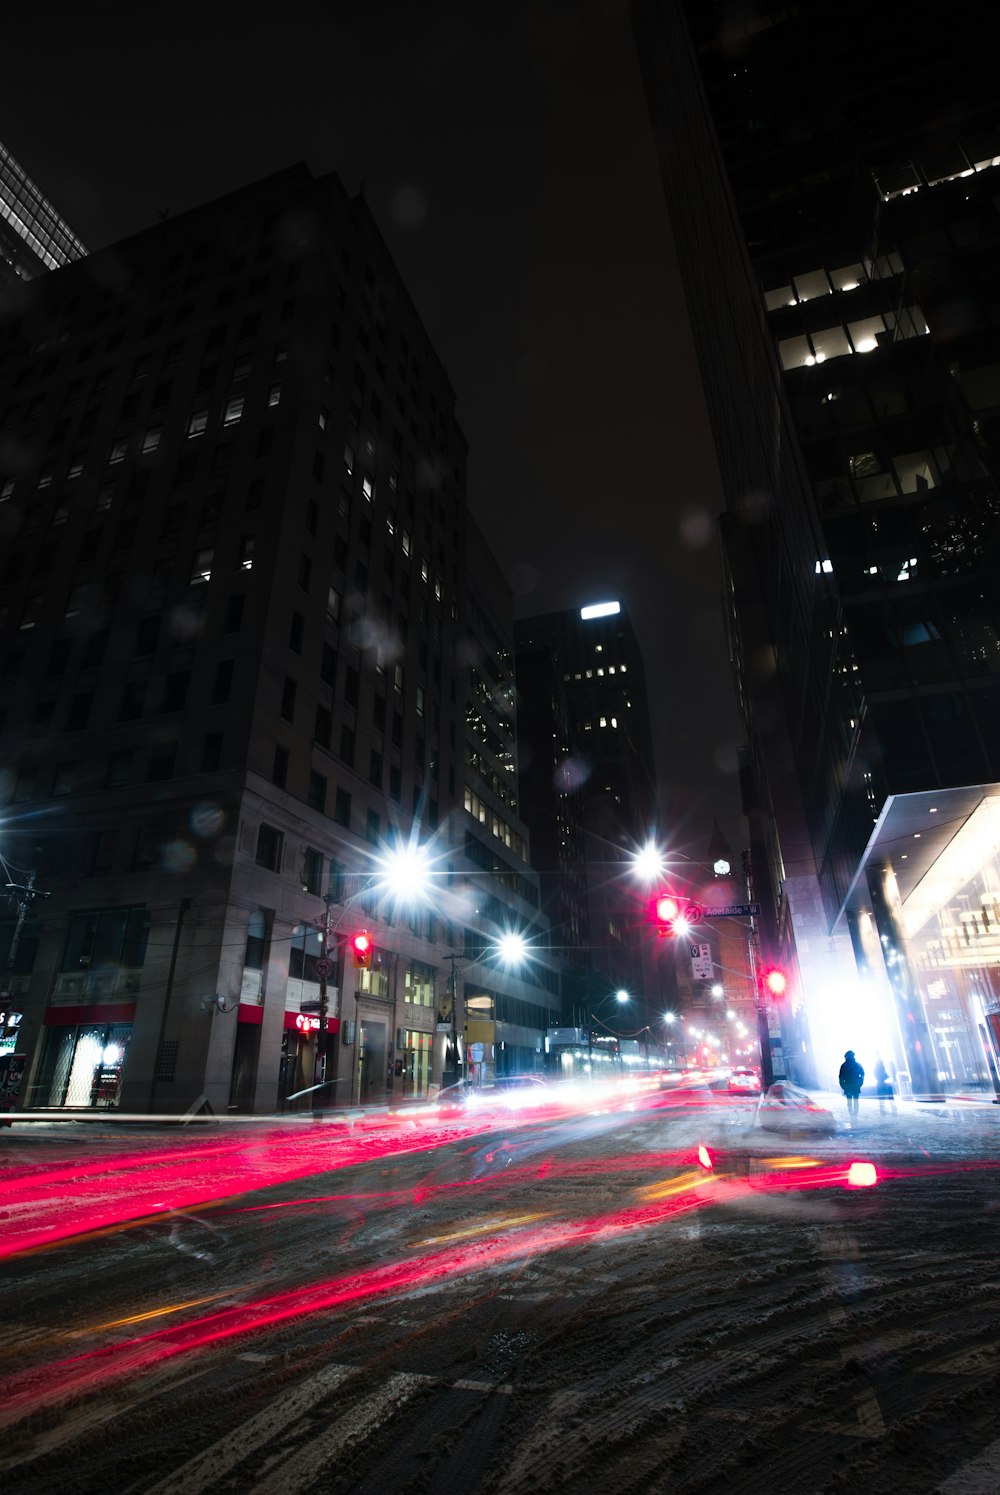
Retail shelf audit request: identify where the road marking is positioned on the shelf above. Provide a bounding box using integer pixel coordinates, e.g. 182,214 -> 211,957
938,1434 -> 1000,1493
453,1379 -> 513,1393
143,1363 -> 355,1495
251,1372 -> 430,1495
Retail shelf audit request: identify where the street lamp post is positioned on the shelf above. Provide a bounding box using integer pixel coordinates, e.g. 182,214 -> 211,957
588,989 -> 631,1074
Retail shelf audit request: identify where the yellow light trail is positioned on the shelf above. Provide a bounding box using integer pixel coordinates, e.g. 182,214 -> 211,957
92,1294 -> 229,1331
416,1212 -> 548,1246
638,1169 -> 713,1202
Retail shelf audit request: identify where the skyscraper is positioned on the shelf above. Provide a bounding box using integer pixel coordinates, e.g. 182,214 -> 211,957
634,0 -> 1000,1095
0,139 -> 86,286
515,600 -> 661,1023
0,163 -> 557,1114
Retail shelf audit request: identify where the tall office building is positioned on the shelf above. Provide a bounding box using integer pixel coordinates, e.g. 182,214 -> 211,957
634,0 -> 1000,1094
0,163 -> 557,1114
515,600 -> 662,1023
0,139 -> 86,286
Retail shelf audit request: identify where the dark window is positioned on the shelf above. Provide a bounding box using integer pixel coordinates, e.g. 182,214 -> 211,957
272,745 -> 288,788
307,771 -> 326,812
119,680 -> 145,721
46,638 -> 72,677
61,907 -> 151,972
314,704 -> 332,748
223,594 -> 245,634
162,672 -> 189,711
306,498 -> 318,535
147,743 -> 176,781
321,644 -> 336,685
289,611 -> 304,653
212,659 -> 234,704
344,667 -> 359,706
136,615 -> 160,654
107,751 -> 131,788
334,788 -> 351,827
302,847 -> 324,895
244,910 -> 267,969
389,765 -> 402,803
339,725 -> 355,765
256,823 -> 283,871
366,808 -> 380,843
288,924 -> 321,982
280,676 -> 297,722
298,553 -> 311,591
201,733 -> 222,772
369,750 -> 382,787
66,692 -> 92,731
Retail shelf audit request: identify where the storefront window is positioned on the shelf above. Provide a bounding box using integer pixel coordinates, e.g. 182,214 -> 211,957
901,799 -> 1000,1090
404,1030 -> 432,1096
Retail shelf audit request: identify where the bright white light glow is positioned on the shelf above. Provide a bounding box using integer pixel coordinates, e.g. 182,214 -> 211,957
374,838 -> 436,903
615,989 -> 630,1004
631,841 -> 665,882
847,1161 -> 878,1188
496,930 -> 529,966
580,601 -> 620,620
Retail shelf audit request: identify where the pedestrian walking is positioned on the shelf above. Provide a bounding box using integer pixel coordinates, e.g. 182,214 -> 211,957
838,1049 -> 865,1118
874,1055 -> 895,1114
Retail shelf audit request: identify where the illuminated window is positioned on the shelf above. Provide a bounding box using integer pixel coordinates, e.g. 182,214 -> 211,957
793,269 -> 831,302
362,475 -> 374,503
222,396 -> 244,427
239,536 -> 255,571
848,316 -> 885,354
190,547 -> 213,584
187,408 -> 208,438
108,437 -> 128,465
141,427 -> 161,454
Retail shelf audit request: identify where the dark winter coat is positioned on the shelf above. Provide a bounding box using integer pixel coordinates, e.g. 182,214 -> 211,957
839,1057 -> 864,1096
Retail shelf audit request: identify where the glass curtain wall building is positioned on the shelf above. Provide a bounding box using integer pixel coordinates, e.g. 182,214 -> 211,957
0,139 -> 86,285
634,0 -> 1000,1096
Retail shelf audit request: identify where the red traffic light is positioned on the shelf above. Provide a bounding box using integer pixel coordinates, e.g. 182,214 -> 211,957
651,893 -> 702,937
761,967 -> 787,997
352,930 -> 373,969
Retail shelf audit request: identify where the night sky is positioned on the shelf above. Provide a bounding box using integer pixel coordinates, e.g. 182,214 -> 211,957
5,0 -> 744,859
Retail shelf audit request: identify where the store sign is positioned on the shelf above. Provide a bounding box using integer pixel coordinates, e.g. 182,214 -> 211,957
295,1013 -> 321,1033
0,1010 -> 23,1030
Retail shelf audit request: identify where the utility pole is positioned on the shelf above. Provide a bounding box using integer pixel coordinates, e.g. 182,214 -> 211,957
443,952 -> 462,1088
313,894 -> 336,1116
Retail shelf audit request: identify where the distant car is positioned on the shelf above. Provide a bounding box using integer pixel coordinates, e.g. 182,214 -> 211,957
727,1068 -> 762,1094
469,1074 -> 551,1110
755,1081 -> 836,1132
431,1074 -> 551,1115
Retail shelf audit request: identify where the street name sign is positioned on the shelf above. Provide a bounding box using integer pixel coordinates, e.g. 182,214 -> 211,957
705,903 -> 761,918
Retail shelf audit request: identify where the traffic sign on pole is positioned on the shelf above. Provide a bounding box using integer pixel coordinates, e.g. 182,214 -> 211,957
705,903 -> 760,918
